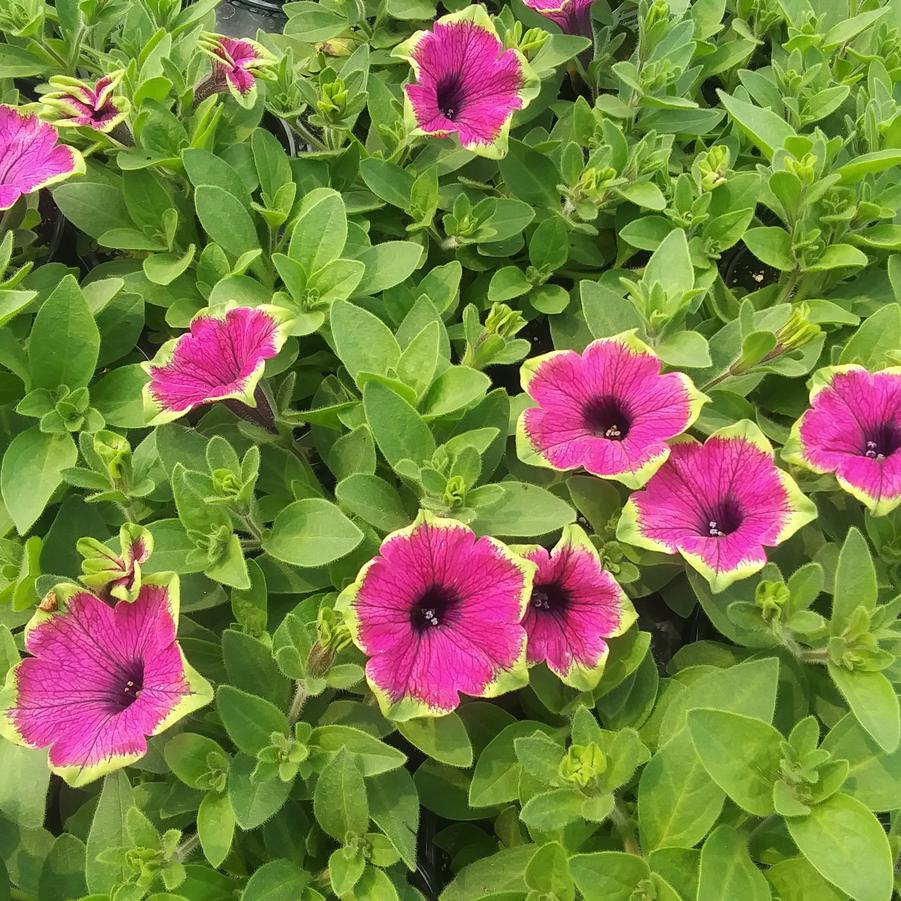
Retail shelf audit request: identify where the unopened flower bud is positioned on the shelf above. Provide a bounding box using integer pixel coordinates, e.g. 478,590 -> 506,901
559,742 -> 606,788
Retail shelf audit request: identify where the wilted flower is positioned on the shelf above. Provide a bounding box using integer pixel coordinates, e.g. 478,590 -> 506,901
0,576 -> 211,787
521,525 -> 636,691
338,512 -> 534,719
142,305 -> 290,427
618,421 -> 816,592
393,6 -> 539,158
523,0 -> 594,39
40,71 -> 129,136
0,105 -> 83,210
517,331 -> 707,488
196,33 -> 276,107
783,365 -> 901,516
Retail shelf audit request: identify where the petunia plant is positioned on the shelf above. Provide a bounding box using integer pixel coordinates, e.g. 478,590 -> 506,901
0,0 -> 898,898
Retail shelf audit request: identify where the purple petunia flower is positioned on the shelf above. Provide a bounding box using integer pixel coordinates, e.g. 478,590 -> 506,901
142,305 -> 290,426
520,525 -> 636,691
40,71 -> 129,135
197,33 -> 275,107
783,365 -> 901,517
0,575 -> 211,787
516,331 -> 707,489
338,512 -> 535,720
392,6 -> 539,159
523,0 -> 594,38
0,105 -> 84,210
617,421 -> 816,592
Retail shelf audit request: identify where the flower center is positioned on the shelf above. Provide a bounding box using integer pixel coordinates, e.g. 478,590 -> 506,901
111,661 -> 144,712
582,395 -> 632,441
531,581 -> 571,615
862,422 -> 901,461
411,584 -> 460,632
435,74 -> 466,121
91,101 -> 115,122
702,496 -> 743,538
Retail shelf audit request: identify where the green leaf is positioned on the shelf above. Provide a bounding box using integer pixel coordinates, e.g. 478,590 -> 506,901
421,366 -> 490,418
195,185 -> 260,258
398,714 -> 473,767
471,482 -> 575,537
289,188 -> 347,274
697,825 -> 771,901
368,768 -> 419,870
242,860 -> 310,901
786,793 -> 893,901
86,772 -> 134,893
363,381 -> 436,468
359,159 -> 414,208
836,150 -> 901,184
520,787 -> 585,831
822,714 -> 901,811
197,791 -> 234,868
222,629 -> 289,706
644,229 -> 694,295
840,304 -> 901,368
569,851 -> 649,901
38,835 -> 87,901
498,140 -> 561,207
330,301 -> 400,382
355,241 -> 422,294
309,725 -> 407,776
656,331 -> 712,368
227,754 -> 292,830
743,227 -> 794,271
581,281 -> 643,338
0,744 -> 50,829
637,728 -> 724,851
217,685 -> 289,756
1,429 -> 77,535
827,665 -> 900,754
29,275 -> 100,390
313,747 -> 369,841
164,733 -> 228,789
263,499 -> 363,567
335,473 -> 409,532
717,91 -> 795,158
831,528 -> 877,632
687,709 -> 782,816
526,842 -> 574,901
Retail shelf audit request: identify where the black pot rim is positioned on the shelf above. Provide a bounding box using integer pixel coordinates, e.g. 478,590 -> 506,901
227,0 -> 287,13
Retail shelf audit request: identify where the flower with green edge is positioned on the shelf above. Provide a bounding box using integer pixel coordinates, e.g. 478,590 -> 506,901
337,511 -> 534,720
618,421 -> 817,593
0,574 -> 211,787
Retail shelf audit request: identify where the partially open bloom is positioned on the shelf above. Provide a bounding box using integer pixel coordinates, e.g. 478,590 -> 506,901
0,575 -> 211,787
40,71 -> 129,134
338,512 -> 534,720
0,105 -> 83,210
520,525 -> 635,691
197,33 -> 275,107
78,522 -> 153,602
517,331 -> 707,489
523,0 -> 594,39
393,6 -> 539,158
142,305 -> 290,426
618,421 -> 816,592
783,366 -> 901,516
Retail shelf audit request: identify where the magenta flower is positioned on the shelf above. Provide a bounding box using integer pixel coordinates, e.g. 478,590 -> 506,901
0,575 -> 212,787
197,33 -> 275,107
783,365 -> 901,517
41,71 -> 129,134
618,421 -> 816,592
520,525 -> 635,691
524,0 -> 594,38
517,331 -> 707,489
338,512 -> 535,720
142,305 -> 290,426
0,105 -> 83,211
393,6 -> 540,159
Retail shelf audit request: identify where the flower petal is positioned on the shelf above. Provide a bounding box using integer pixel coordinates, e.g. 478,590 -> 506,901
338,511 -> 533,720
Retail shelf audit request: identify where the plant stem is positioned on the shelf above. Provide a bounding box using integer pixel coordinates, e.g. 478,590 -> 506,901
176,832 -> 200,862
610,802 -> 640,856
292,119 -> 328,152
288,680 -> 307,725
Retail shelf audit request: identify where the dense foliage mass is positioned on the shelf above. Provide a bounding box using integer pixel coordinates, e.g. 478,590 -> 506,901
0,0 -> 899,897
